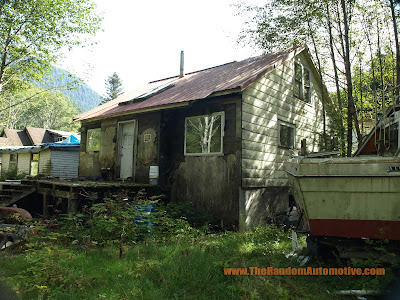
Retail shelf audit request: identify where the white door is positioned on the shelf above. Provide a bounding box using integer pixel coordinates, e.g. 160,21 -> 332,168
119,121 -> 135,179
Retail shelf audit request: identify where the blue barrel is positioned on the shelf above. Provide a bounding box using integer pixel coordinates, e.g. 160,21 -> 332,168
134,203 -> 156,235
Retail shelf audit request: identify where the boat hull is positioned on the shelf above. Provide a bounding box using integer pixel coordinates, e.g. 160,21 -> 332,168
287,156 -> 400,240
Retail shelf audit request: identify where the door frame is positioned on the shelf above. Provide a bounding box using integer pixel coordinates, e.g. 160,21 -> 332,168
117,119 -> 138,180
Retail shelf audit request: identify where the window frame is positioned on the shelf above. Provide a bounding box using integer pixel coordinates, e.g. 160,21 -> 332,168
9,153 -> 18,172
278,120 -> 296,149
30,153 -> 39,176
184,111 -> 225,156
86,128 -> 101,152
293,60 -> 312,104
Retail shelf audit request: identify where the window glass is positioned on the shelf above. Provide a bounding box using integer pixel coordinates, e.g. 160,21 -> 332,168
9,153 -> 17,173
185,112 -> 224,155
294,62 -> 312,103
294,63 -> 303,98
304,69 -> 311,102
10,154 -> 17,162
279,122 -> 296,148
30,153 -> 39,176
87,128 -> 101,151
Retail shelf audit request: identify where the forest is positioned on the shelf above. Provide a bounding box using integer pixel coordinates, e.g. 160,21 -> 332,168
238,0 -> 400,155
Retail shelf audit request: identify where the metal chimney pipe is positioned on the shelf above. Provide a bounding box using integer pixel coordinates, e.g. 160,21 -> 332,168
179,51 -> 184,78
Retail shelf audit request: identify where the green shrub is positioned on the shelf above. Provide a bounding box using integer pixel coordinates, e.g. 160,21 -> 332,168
0,165 -> 27,180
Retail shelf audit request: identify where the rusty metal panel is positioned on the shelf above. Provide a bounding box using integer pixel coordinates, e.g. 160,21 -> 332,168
75,46 -> 305,122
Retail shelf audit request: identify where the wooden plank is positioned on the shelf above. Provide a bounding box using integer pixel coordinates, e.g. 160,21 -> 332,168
242,157 -> 292,168
243,96 -> 318,123
242,111 -> 275,128
17,153 -> 31,175
242,168 -> 287,178
2,154 -> 10,172
242,129 -> 276,146
242,148 -> 293,162
242,120 -> 320,140
242,177 -> 289,188
242,98 -> 318,124
39,149 -> 51,176
242,159 -> 287,171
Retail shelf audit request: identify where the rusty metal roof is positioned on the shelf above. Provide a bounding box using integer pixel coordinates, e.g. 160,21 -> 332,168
75,46 -> 305,122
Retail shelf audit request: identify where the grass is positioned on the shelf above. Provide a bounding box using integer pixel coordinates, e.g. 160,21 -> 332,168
0,226 -> 396,300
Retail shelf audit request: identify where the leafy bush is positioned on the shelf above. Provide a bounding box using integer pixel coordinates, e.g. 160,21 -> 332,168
0,165 -> 27,181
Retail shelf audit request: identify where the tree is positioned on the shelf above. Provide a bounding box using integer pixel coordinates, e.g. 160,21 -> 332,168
237,0 -> 399,156
0,81 -> 81,131
0,0 -> 102,93
100,72 -> 123,105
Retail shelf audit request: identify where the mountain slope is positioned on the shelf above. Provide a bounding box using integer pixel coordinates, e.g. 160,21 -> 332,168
38,67 -> 102,112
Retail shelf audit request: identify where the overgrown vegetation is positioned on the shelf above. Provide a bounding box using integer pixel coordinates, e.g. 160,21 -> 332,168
0,190 -> 396,299
0,165 -> 26,181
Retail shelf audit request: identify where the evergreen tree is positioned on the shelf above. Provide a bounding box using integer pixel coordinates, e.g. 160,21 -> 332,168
101,72 -> 123,105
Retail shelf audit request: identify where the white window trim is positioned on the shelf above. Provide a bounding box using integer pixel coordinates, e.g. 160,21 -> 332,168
293,60 -> 313,104
278,120 -> 296,149
86,128 -> 101,152
184,111 -> 225,156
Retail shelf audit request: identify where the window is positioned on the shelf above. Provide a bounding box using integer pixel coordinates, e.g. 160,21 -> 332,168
293,61 -> 312,103
278,121 -> 296,149
294,62 -> 303,99
30,153 -> 39,176
184,112 -> 224,155
9,153 -> 17,172
87,128 -> 101,151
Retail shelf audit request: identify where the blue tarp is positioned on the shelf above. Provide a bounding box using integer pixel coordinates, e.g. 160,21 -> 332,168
60,134 -> 80,144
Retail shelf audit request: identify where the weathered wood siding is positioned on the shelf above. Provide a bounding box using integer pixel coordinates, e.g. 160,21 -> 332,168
241,51 -> 324,188
50,150 -> 79,179
100,118 -> 118,173
2,153 -> 10,172
17,153 -> 31,175
162,97 -> 242,226
135,112 -> 160,183
79,122 -> 101,177
39,149 -> 51,176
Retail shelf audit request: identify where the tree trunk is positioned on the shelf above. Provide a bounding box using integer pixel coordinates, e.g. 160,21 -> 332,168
327,4 -> 346,155
389,0 -> 400,102
306,15 -> 327,150
341,0 -> 357,156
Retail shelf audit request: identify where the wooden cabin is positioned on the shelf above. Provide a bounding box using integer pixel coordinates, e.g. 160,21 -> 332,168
0,128 -> 80,179
74,46 -> 328,228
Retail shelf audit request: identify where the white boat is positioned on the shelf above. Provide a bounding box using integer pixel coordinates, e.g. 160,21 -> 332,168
286,156 -> 400,240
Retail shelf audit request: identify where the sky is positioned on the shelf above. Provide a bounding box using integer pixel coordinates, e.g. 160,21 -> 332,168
59,0 -> 263,96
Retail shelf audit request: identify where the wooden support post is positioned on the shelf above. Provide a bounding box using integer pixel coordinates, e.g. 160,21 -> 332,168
67,187 -> 78,213
68,197 -> 78,213
43,193 -> 49,217
301,139 -> 307,156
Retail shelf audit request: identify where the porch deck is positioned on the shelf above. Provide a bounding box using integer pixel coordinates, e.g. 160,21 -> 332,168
6,179 -> 169,217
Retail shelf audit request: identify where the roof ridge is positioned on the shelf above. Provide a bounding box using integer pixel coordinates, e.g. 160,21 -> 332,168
149,61 -> 237,84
